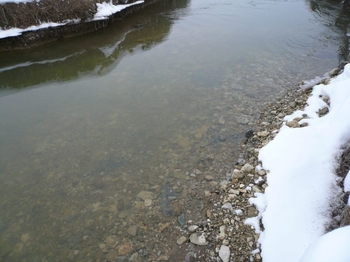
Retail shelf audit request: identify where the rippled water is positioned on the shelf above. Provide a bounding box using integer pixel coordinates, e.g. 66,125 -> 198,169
0,0 -> 349,261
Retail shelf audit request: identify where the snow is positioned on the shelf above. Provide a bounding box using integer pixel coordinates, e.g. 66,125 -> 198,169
344,170 -> 350,192
0,20 -> 80,39
246,64 -> 350,261
0,0 -> 35,4
300,226 -> 350,262
93,0 -> 144,21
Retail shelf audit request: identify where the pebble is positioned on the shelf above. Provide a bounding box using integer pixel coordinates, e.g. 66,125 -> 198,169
176,236 -> 188,245
219,245 -> 231,262
286,120 -> 299,128
205,175 -> 214,181
232,169 -> 244,179
241,163 -> 254,174
127,225 -> 138,237
178,214 -> 185,226
21,233 -> 30,243
195,169 -> 202,175
117,242 -> 132,256
189,233 -> 208,245
105,235 -> 117,248
257,131 -> 269,137
106,250 -> 119,262
188,225 -> 199,232
222,203 -> 233,212
136,191 -> 155,200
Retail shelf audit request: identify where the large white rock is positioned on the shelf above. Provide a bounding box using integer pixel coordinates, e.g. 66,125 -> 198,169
219,245 -> 230,262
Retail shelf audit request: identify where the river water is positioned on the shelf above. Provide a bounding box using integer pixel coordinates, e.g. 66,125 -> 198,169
0,0 -> 349,261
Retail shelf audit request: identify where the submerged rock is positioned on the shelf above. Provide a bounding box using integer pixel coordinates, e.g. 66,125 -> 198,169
189,233 -> 208,246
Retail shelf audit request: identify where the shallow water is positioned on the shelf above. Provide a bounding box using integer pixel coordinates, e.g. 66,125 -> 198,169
0,0 -> 349,261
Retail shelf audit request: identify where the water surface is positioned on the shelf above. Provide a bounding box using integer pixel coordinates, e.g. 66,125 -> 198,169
0,0 -> 349,261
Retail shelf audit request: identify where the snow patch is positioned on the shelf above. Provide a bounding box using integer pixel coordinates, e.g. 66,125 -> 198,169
93,0 -> 144,21
248,64 -> 350,262
0,20 -> 80,39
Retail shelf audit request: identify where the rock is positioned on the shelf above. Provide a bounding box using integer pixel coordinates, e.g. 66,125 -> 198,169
241,163 -> 254,174
176,236 -> 187,245
209,181 -> 218,187
222,203 -> 233,212
159,222 -> 171,232
217,133 -> 227,142
205,175 -> 214,181
178,213 -> 185,226
99,243 -> 108,253
136,191 -> 155,200
157,255 -> 169,261
189,233 -> 208,245
232,169 -> 244,179
218,225 -> 226,240
127,226 -> 138,237
117,242 -> 132,256
236,113 -> 252,124
289,101 -> 296,108
144,199 -> 152,207
106,250 -> 119,262
318,107 -> 329,116
172,201 -> 183,216
106,235 -> 118,248
219,245 -> 230,262
188,225 -> 199,232
21,233 -> 30,243
247,206 -> 258,217
329,68 -> 340,77
257,131 -> 269,137
129,252 -> 141,262
286,120 -> 299,128
195,169 -> 202,175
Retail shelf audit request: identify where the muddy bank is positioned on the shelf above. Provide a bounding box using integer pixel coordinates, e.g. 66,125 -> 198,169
0,0 -> 161,50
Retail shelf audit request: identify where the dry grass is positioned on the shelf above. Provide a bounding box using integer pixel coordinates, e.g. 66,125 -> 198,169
0,0 -> 134,29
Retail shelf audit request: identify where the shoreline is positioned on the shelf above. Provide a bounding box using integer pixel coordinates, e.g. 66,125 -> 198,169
180,64 -> 350,261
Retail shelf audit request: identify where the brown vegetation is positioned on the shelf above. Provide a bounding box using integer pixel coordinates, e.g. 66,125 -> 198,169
0,0 -> 136,29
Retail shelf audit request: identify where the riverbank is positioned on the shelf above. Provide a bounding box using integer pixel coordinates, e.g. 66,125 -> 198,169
178,65 -> 350,262
0,0 -> 160,50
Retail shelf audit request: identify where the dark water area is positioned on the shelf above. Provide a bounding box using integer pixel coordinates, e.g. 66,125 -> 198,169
0,0 -> 349,261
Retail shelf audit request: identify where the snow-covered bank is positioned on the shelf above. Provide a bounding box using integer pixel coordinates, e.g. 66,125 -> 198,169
247,64 -> 350,261
0,0 -> 144,40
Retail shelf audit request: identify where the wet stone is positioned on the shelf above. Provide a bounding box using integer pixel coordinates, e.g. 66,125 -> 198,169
205,175 -> 214,181
127,225 -> 138,237
106,250 -> 119,262
106,235 -> 118,248
189,233 -> 208,246
176,236 -> 188,245
136,191 -> 155,200
117,242 -> 132,256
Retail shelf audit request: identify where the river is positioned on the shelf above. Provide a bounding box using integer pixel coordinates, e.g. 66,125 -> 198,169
0,0 -> 349,261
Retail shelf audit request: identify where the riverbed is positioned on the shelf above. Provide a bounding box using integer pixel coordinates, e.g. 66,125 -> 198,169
0,0 -> 349,261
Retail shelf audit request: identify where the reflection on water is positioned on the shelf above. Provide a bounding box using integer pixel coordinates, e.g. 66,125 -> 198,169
0,0 -> 350,261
